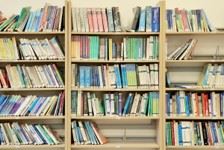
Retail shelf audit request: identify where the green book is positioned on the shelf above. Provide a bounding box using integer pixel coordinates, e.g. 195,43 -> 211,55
15,7 -> 31,31
0,15 -> 17,31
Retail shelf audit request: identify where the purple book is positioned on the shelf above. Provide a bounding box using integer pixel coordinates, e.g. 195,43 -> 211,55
10,98 -> 23,115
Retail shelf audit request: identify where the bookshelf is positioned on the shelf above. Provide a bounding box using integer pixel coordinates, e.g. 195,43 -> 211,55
68,0 -> 165,149
1,0 -> 224,149
0,0 -> 68,149
164,0 -> 224,149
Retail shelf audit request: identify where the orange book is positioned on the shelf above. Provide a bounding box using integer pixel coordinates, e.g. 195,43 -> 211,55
92,8 -> 99,32
101,8 -> 108,32
39,4 -> 49,31
87,8 -> 94,32
91,122 -> 108,144
96,8 -> 104,32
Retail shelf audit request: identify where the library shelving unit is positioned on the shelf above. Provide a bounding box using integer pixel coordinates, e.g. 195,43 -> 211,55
164,1 -> 224,150
0,0 -> 68,149
67,0 -> 165,150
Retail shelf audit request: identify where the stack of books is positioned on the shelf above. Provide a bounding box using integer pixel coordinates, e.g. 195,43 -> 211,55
0,64 -> 64,88
166,121 -> 224,146
167,39 -> 198,60
198,64 -> 224,88
71,120 -> 108,145
0,37 -> 64,60
0,3 -> 65,32
0,92 -> 64,116
72,7 -> 121,32
71,36 -> 159,60
0,122 -> 62,145
72,64 -> 159,89
166,8 -> 214,32
129,6 -> 160,32
72,92 -> 159,116
166,91 -> 224,117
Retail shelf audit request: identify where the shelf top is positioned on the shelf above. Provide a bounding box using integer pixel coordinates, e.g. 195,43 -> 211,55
0,60 -> 65,63
166,116 -> 224,120
166,87 -> 224,91
0,88 -> 65,91
0,144 -> 65,149
71,143 -> 159,149
166,145 -> 224,149
166,60 -> 224,63
0,32 -> 65,35
71,59 -> 159,63
0,116 -> 65,120
72,115 -> 160,120
71,87 -> 159,92
166,31 -> 224,35
71,32 -> 160,35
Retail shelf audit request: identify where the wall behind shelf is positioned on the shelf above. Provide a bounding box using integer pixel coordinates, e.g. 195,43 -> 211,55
166,0 -> 224,28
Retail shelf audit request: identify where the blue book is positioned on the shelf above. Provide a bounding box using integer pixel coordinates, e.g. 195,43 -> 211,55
25,11 -> 34,32
87,121 -> 100,144
145,6 -> 152,32
211,122 -> 218,144
152,7 -> 160,32
26,98 -> 39,115
178,123 -> 183,146
138,9 -> 146,32
72,121 -> 81,144
107,8 -> 115,32
185,96 -> 190,116
32,125 -> 47,144
79,66 -> 85,88
166,93 -> 170,116
121,65 -> 128,88
166,9 -> 173,30
71,92 -> 77,113
122,93 -> 133,116
76,122 -> 84,144
35,10 -> 41,32
84,121 -> 95,144
114,65 -> 122,88
176,95 -> 180,115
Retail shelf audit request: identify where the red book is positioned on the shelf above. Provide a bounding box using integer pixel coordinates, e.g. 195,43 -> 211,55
87,8 -> 94,32
96,8 -> 104,32
86,36 -> 89,58
171,121 -> 175,145
101,8 -> 108,32
195,93 -> 199,116
202,93 -> 206,117
59,92 -> 65,115
92,8 -> 99,32
181,9 -> 189,32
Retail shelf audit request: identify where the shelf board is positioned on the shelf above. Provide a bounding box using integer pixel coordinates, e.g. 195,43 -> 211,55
71,87 -> 159,92
0,60 -> 65,63
0,32 -> 65,35
0,88 -> 65,91
166,60 -> 224,63
166,87 -> 224,91
166,145 -> 224,149
71,32 -> 160,35
0,144 -> 65,149
71,59 -> 159,63
166,116 -> 224,120
71,143 -> 159,149
166,31 -> 224,35
71,115 -> 160,120
0,116 -> 65,120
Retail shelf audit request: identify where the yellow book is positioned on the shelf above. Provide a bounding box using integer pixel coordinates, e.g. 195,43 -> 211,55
108,38 -> 112,60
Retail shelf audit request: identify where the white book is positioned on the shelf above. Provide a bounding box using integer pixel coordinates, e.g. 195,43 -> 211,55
72,8 -> 78,32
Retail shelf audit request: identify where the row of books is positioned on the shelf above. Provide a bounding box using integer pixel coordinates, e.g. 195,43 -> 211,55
0,64 -> 64,88
0,37 -> 64,60
0,4 -> 64,32
198,64 -> 224,88
167,39 -> 197,60
71,36 -> 159,60
166,121 -> 224,146
71,120 -> 107,145
166,9 -> 214,32
71,92 -> 159,117
166,91 -> 224,117
0,92 -> 64,116
0,122 -> 61,145
72,7 -> 121,32
72,64 -> 159,89
129,6 -> 160,32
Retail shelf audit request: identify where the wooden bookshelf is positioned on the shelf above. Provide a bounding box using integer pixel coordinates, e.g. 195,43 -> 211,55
71,32 -> 160,35
166,146 -> 224,149
0,144 -> 65,149
71,143 -> 160,149
0,32 -> 65,35
71,59 -> 159,63
0,116 -> 65,120
71,87 -> 159,92
166,32 -> 224,35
